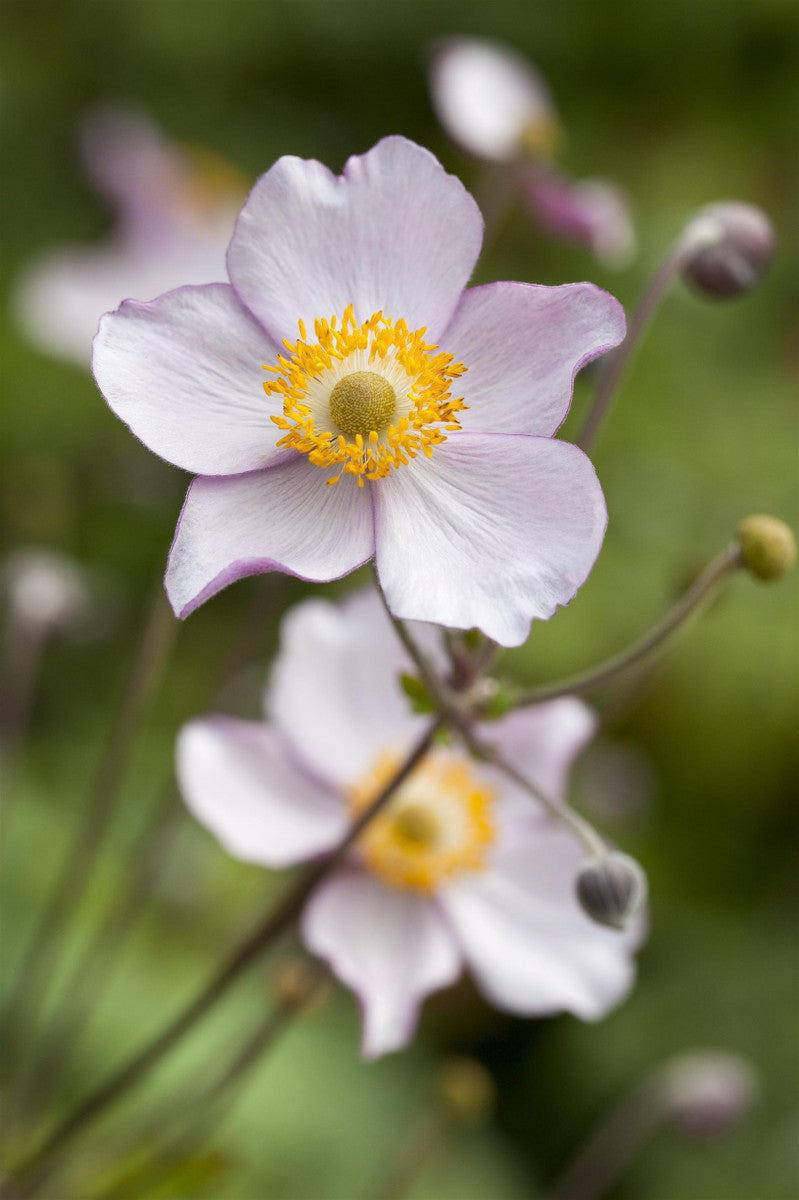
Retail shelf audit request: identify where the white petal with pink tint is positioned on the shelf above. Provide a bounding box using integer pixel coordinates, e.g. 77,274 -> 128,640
478,699 -> 597,801
439,819 -> 639,1020
429,37 -> 556,163
444,282 -> 625,437
302,869 -> 462,1057
165,461 -> 374,618
176,717 -> 347,866
374,433 -> 607,646
93,283 -> 286,476
226,136 -> 483,344
267,590 -> 442,789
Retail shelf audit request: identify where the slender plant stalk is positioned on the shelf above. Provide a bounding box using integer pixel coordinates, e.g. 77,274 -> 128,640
514,544 -> 742,709
0,587 -> 177,1135
366,1106 -> 449,1200
92,968 -> 328,1200
577,239 -> 691,452
0,619 -> 48,809
0,716 -> 444,1199
547,1081 -> 664,1200
4,576 -> 284,1140
371,575 -> 606,855
471,733 -> 606,856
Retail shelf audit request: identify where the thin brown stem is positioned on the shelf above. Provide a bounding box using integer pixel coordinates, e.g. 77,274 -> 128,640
4,576 -> 285,1138
366,1106 -> 449,1200
0,587 -> 177,1140
93,967 -> 328,1200
547,1081 -> 665,1200
0,716 -> 444,1199
578,240 -> 691,452
514,544 -> 742,709
468,730 -> 606,857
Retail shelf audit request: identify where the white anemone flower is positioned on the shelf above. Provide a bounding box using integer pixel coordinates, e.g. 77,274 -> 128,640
93,136 -> 625,645
428,37 -> 559,163
177,590 -> 644,1059
14,106 -> 244,367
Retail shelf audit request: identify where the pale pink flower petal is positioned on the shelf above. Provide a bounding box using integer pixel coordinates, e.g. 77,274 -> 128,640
302,868 -> 462,1057
444,281 -> 625,437
374,433 -> 607,646
93,284 -> 289,476
523,171 -> 636,268
176,717 -> 348,866
428,37 -> 556,163
165,463 -> 374,618
267,590 -> 444,789
478,699 -> 598,801
439,819 -> 639,1020
14,108 -> 240,367
226,135 -> 483,344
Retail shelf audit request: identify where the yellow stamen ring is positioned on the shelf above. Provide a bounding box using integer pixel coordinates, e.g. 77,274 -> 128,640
264,305 -> 467,487
349,750 -> 496,893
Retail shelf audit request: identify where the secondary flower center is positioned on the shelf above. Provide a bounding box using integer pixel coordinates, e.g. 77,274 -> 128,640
349,748 -> 496,893
328,370 -> 396,437
264,305 -> 467,487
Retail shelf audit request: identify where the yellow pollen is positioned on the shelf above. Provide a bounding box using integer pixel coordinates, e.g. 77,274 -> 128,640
349,749 -> 496,893
264,304 -> 467,486
329,371 -> 396,437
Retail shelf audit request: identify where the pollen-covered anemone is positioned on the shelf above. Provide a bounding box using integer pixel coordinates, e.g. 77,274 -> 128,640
93,136 -> 625,645
176,590 -> 644,1059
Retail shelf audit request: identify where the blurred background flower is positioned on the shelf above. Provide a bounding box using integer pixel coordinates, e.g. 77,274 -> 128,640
12,106 -> 245,367
1,0 -> 797,1197
428,36 -> 636,266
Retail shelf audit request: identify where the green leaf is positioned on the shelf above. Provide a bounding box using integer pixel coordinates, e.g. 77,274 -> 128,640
399,671 -> 436,714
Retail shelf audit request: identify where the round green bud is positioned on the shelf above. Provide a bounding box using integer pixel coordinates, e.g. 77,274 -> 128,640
436,1056 -> 496,1124
736,515 -> 796,582
272,959 -> 326,1011
575,851 -> 648,931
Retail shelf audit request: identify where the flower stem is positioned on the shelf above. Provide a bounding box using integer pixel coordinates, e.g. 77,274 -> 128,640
547,1080 -> 664,1200
0,586 -> 177,1117
92,967 -> 328,1200
0,716 -> 444,1199
2,577 -> 284,1143
577,239 -> 691,452
365,1106 -> 449,1200
514,544 -> 742,709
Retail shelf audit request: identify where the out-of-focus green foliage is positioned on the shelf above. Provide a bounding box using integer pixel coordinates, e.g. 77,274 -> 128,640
1,0 -> 797,1197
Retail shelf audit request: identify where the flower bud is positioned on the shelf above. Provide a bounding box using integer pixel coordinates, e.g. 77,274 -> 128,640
681,202 -> 776,299
658,1050 -> 759,1141
271,959 -> 327,1012
1,549 -> 91,637
575,851 -> 647,930
436,1055 -> 496,1124
736,515 -> 796,582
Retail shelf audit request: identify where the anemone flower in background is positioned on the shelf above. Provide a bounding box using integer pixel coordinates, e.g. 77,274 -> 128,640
177,589 -> 644,1058
13,106 -> 245,366
94,136 -> 624,645
428,37 -> 636,267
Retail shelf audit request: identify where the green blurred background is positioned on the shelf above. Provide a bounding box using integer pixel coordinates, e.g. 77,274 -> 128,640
1,0 -> 797,1197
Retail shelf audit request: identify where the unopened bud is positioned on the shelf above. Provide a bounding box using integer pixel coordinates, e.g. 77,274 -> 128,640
1,549 -> 91,636
736,515 -> 796,582
272,959 -> 326,1012
575,851 -> 647,930
681,202 -> 776,299
436,1056 -> 496,1124
658,1050 -> 759,1141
